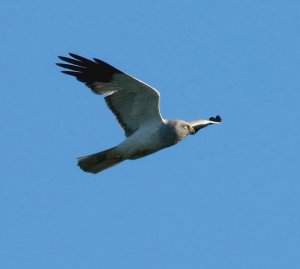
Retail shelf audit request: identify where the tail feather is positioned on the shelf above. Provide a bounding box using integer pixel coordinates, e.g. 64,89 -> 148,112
77,147 -> 124,174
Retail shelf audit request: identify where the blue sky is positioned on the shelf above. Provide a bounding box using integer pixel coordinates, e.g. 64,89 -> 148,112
1,0 -> 300,268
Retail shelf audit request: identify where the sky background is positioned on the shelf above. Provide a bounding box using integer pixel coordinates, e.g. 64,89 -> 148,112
1,0 -> 300,268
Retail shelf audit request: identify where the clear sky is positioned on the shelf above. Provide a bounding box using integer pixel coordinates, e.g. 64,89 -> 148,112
1,0 -> 300,268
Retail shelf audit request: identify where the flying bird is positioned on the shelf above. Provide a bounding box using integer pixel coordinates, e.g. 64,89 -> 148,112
57,53 -> 221,173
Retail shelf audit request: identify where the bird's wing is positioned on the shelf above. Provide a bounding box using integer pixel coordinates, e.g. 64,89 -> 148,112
57,53 -> 163,137
190,115 -> 222,134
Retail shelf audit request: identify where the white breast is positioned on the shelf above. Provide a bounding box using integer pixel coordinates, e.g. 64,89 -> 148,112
117,121 -> 163,159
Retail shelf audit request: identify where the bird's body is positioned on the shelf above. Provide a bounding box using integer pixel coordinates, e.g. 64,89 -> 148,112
120,119 -> 191,160
57,53 -> 221,173
118,120 -> 165,160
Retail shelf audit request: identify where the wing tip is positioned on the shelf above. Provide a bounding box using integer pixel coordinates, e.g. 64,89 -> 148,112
209,115 -> 222,123
56,53 -> 124,83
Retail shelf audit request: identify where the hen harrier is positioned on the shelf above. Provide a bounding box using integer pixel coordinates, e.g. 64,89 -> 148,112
57,53 -> 221,173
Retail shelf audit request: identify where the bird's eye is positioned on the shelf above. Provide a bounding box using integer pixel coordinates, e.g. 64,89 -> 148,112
183,125 -> 189,130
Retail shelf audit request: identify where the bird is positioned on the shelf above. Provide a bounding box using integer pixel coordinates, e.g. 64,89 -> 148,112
57,53 -> 221,174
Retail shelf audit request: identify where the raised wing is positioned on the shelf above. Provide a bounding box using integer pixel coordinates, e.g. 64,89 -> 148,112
57,53 -> 163,136
190,115 -> 222,134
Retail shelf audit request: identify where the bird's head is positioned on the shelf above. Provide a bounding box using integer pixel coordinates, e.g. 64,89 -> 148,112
173,120 -> 196,138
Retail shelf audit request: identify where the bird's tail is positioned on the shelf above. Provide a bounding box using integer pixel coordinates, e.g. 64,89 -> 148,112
77,147 -> 124,174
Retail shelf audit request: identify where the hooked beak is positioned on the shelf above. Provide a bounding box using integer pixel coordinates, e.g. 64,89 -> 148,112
190,115 -> 222,135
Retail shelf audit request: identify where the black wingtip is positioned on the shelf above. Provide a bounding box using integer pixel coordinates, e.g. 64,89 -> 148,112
69,52 -> 77,57
56,53 -> 124,84
209,115 -> 222,122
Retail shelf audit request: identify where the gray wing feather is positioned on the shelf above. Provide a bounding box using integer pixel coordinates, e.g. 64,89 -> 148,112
103,75 -> 162,136
57,53 -> 163,137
